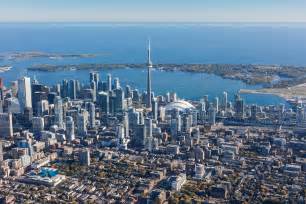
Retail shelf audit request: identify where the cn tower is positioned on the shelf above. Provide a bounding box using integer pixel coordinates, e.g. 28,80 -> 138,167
146,39 -> 153,109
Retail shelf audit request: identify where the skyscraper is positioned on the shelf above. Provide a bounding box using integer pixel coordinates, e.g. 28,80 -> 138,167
132,89 -> 140,103
199,101 -> 206,123
145,118 -> 153,151
68,80 -> 77,100
11,80 -> 18,97
170,118 -> 179,140
114,88 -> 124,113
114,77 -> 120,89
146,40 -> 153,109
37,100 -> 49,117
90,80 -> 97,102
61,79 -> 69,98
32,117 -> 44,137
166,92 -> 171,103
66,116 -> 75,142
123,112 -> 129,138
54,96 -> 64,129
116,124 -> 127,149
234,94 -> 245,119
170,92 -> 177,102
296,106 -> 304,126
213,97 -> 219,113
183,113 -> 192,132
221,91 -> 228,111
125,85 -> 132,98
18,77 -> 32,113
251,104 -> 258,121
107,74 -> 112,91
0,78 -> 4,101
79,148 -> 90,166
204,95 -> 209,111
128,108 -> 140,130
90,72 -> 99,90
77,111 -> 87,136
0,113 -> 13,138
133,124 -> 146,148
97,91 -> 109,115
88,102 -> 96,129
152,97 -> 158,120
0,140 -> 3,162
0,78 -> 3,113
208,103 -> 216,125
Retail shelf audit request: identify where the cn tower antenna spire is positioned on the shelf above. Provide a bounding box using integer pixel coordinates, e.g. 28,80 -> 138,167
146,39 -> 153,109
147,38 -> 153,68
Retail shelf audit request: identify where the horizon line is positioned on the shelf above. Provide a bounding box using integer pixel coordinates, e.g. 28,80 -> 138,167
0,21 -> 306,24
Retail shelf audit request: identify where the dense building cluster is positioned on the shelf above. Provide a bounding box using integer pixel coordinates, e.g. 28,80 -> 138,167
0,45 -> 305,203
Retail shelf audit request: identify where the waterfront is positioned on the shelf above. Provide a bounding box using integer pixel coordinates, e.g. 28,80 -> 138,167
0,63 -> 286,105
2,1 -> 306,203
1,23 -> 306,105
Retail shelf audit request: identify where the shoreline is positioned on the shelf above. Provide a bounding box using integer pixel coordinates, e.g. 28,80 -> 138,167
239,83 -> 306,101
26,63 -> 306,87
239,89 -> 289,99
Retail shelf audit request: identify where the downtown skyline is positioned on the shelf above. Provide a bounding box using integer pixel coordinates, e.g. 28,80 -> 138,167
0,1 -> 306,203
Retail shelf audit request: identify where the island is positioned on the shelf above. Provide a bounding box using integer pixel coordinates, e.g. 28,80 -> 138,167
27,63 -> 306,87
0,66 -> 12,73
0,51 -> 109,61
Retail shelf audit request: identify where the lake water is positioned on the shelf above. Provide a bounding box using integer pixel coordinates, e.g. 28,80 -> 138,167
1,23 -> 306,105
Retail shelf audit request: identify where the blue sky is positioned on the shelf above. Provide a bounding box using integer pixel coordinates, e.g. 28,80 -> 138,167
0,0 -> 306,22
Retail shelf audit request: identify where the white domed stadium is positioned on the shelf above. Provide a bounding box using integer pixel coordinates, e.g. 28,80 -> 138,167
165,100 -> 195,112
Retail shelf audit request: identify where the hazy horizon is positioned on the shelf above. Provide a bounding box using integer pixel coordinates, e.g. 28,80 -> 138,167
1,0 -> 306,23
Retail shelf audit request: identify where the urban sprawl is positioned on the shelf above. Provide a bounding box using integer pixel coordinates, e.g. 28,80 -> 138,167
0,43 -> 305,203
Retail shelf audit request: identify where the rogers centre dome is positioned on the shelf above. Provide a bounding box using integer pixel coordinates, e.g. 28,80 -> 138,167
165,100 -> 195,112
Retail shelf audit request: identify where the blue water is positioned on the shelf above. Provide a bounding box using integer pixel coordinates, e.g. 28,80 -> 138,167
1,23 -> 306,105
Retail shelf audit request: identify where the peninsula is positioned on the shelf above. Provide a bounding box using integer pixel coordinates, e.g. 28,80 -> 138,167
240,83 -> 306,100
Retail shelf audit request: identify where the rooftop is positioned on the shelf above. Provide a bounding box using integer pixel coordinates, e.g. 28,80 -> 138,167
165,100 -> 195,112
